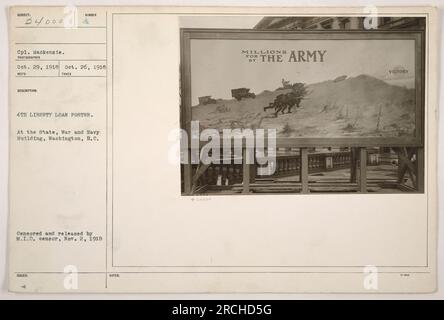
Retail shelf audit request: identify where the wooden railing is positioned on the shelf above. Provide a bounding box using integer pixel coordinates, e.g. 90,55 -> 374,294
192,163 -> 244,187
182,147 -> 423,195
257,150 -> 379,178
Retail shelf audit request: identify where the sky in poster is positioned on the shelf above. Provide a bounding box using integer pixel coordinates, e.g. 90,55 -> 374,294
190,38 -> 415,105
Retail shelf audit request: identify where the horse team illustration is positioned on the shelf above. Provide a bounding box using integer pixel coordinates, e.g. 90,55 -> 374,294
263,82 -> 308,117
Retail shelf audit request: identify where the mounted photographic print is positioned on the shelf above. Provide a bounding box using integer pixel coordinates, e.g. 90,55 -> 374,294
180,19 -> 426,196
8,8 -> 436,294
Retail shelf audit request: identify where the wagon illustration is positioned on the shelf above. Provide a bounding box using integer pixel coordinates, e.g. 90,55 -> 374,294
198,96 -> 217,105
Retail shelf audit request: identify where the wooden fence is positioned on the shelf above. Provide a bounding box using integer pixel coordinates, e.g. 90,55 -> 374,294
188,149 -> 381,192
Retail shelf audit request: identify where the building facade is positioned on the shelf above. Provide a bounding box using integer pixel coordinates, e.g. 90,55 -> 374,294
254,16 -> 424,30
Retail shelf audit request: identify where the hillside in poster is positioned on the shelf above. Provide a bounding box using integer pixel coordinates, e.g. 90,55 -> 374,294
192,74 -> 416,138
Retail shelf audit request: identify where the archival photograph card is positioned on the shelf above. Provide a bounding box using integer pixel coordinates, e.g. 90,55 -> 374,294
8,6 -> 438,293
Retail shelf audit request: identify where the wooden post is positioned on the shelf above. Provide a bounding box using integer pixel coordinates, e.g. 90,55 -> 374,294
242,148 -> 250,194
300,148 -> 309,193
249,163 -> 257,183
416,147 -> 425,193
397,149 -> 406,184
394,147 -> 418,189
359,147 -> 367,193
350,147 -> 357,183
394,147 -> 407,184
183,150 -> 193,195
